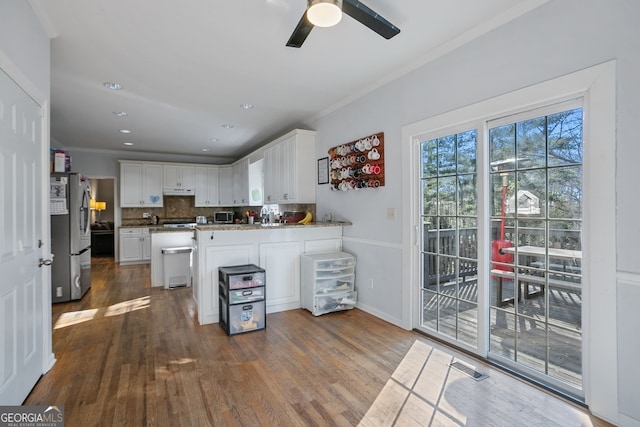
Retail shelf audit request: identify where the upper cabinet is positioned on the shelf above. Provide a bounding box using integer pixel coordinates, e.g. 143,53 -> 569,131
163,164 -> 195,189
232,158 -> 250,206
118,129 -> 314,209
263,130 -> 316,204
194,165 -> 219,207
119,161 -> 163,207
218,166 -> 234,206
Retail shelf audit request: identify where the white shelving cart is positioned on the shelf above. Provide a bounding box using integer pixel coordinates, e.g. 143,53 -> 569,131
301,251 -> 357,316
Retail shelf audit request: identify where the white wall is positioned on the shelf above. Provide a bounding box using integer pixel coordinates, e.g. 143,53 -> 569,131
0,2 -> 49,96
307,0 -> 639,424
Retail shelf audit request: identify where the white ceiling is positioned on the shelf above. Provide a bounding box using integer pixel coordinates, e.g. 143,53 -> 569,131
29,0 -> 547,161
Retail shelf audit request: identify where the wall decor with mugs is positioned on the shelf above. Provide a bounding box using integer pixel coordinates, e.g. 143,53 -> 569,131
328,132 -> 385,191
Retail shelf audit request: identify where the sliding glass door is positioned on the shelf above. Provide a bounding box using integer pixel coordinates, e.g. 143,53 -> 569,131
417,102 -> 584,397
487,104 -> 583,395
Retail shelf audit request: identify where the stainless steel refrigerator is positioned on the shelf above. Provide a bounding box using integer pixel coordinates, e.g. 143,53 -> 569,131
50,173 -> 92,303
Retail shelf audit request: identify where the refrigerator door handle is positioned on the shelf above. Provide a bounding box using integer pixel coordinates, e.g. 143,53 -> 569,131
80,186 -> 91,234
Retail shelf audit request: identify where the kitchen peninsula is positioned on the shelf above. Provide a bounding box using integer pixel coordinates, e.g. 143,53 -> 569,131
193,221 -> 349,325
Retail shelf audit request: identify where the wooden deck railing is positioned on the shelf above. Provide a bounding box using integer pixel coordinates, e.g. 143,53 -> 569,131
423,224 -> 581,286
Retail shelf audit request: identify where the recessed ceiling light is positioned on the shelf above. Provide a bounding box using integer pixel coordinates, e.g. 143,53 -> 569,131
222,124 -> 234,129
119,129 -> 131,134
240,103 -> 253,110
209,138 -> 218,142
103,82 -> 122,90
123,142 -> 133,146
202,148 -> 210,152
113,111 -> 128,117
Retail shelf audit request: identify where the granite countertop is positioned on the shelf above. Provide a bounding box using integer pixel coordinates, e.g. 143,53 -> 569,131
121,221 -> 351,232
149,227 -> 196,234
194,221 -> 351,231
119,225 -> 195,233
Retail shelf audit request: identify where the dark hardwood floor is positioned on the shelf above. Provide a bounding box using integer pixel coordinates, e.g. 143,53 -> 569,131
25,256 -> 610,426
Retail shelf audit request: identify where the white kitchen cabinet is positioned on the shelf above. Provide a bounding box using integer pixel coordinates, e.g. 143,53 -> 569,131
263,129 -> 316,204
119,162 -> 163,207
218,165 -> 234,206
163,164 -> 195,189
119,227 -> 151,264
142,228 -> 151,260
232,158 -> 249,206
194,165 -> 219,207
199,243 -> 257,325
263,142 -> 280,204
301,251 -> 357,316
304,238 -> 342,253
280,136 -> 298,202
259,241 -> 302,313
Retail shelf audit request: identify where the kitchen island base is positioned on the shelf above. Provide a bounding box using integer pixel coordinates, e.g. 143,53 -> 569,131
194,223 -> 347,325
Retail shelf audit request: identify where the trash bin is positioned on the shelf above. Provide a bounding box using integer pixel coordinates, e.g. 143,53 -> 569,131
161,246 -> 192,289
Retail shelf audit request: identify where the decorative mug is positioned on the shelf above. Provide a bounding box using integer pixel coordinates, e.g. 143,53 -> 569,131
371,163 -> 381,175
368,148 -> 380,160
362,163 -> 371,174
371,135 -> 380,146
363,138 -> 372,150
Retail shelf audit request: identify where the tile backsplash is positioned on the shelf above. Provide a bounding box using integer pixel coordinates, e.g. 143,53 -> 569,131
121,196 -> 315,226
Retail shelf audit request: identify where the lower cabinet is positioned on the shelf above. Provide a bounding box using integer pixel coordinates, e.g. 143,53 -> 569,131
119,228 -> 151,264
199,244 -> 256,326
259,241 -> 301,313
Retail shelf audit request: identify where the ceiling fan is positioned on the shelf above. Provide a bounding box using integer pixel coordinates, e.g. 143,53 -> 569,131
286,0 -> 400,48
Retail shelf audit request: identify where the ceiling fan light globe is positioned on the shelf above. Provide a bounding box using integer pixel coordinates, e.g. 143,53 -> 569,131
307,0 -> 343,27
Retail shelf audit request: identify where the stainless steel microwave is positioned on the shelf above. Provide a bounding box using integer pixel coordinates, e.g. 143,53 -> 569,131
214,211 -> 234,224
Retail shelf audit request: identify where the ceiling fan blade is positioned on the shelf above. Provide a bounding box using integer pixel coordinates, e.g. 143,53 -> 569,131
342,0 -> 400,39
286,12 -> 314,48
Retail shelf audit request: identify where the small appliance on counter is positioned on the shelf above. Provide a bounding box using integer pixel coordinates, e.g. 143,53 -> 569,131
280,211 -> 306,224
196,215 -> 207,225
214,211 -> 234,224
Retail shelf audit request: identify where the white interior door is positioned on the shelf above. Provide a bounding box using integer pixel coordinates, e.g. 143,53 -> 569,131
0,67 -> 46,404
